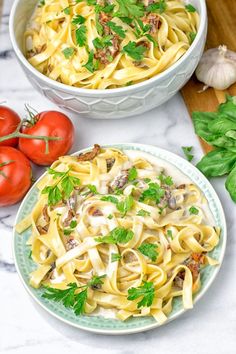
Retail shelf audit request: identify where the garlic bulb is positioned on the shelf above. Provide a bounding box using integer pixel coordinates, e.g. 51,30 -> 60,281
195,45 -> 236,90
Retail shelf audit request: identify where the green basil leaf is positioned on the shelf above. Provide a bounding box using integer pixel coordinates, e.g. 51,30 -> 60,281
196,149 -> 236,177
225,165 -> 236,202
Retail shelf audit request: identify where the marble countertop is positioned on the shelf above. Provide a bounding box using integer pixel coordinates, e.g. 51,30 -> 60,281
0,1 -> 236,353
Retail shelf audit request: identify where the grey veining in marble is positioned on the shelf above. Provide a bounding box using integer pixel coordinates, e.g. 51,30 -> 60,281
0,1 -> 236,353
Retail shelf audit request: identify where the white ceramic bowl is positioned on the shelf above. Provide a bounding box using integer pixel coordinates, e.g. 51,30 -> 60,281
9,0 -> 207,119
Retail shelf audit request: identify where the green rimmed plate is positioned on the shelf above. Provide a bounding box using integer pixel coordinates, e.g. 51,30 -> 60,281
13,143 -> 227,335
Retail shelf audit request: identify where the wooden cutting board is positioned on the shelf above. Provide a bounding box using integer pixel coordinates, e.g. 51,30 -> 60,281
181,0 -> 236,153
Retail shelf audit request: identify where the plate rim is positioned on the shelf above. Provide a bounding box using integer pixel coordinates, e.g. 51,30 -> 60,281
13,143 -> 227,335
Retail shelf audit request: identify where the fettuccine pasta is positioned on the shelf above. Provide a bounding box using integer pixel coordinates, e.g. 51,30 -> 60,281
16,146 -> 220,323
24,0 -> 199,89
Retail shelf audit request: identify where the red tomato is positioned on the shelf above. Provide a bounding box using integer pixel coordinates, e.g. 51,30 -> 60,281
18,111 -> 74,165
0,106 -> 21,147
0,147 -> 32,206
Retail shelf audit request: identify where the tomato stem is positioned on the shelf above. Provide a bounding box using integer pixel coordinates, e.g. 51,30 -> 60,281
0,132 -> 62,154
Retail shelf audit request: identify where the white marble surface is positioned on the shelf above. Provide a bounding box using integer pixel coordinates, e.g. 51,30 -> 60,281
0,1 -> 236,353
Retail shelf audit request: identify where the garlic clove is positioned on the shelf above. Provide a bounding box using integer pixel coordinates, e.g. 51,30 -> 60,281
195,45 -> 236,90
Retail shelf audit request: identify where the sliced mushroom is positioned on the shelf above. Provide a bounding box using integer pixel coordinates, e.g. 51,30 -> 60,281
77,144 -> 101,162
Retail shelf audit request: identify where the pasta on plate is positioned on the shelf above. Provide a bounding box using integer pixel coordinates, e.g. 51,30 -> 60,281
24,0 -> 199,89
16,146 -> 220,324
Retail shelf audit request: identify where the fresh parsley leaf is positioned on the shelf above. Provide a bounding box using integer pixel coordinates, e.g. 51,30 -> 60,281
167,229 -> 173,240
87,0 -> 96,4
42,283 -> 78,308
122,41 -> 146,61
88,274 -> 106,288
158,173 -> 173,186
73,289 -> 87,315
138,242 -> 158,261
116,195 -> 134,216
70,220 -> 77,228
189,206 -> 199,215
137,209 -> 151,217
128,166 -> 138,181
76,25 -> 87,47
62,47 -> 75,59
144,178 -> 151,183
111,253 -> 122,262
146,0 -> 167,13
82,50 -> 98,73
182,146 -> 194,162
139,182 -> 165,205
42,169 -> 80,205
107,214 -> 113,219
107,21 -> 126,38
188,31 -> 197,44
93,35 -> 113,49
145,34 -> 158,47
120,17 -> 133,25
95,227 -> 134,244
127,281 -> 155,308
72,15 -> 86,25
103,4 -> 115,13
63,6 -> 71,15
114,0 -> 145,18
38,0 -> 45,7
185,4 -> 196,12
101,195 -> 119,204
87,184 -> 98,194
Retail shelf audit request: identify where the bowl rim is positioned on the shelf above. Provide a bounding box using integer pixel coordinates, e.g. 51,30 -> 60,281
13,143 -> 227,335
9,0 -> 207,97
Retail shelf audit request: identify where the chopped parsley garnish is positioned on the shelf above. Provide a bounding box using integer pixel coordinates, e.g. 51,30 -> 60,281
158,173 -> 173,186
139,182 -> 165,205
28,250 -> 32,259
75,25 -> 87,47
38,0 -> 45,7
82,50 -> 98,73
116,195 -> 134,216
62,47 -> 75,59
146,0 -> 167,14
87,0 -> 97,5
101,195 -> 119,204
107,21 -> 126,38
138,242 -> 158,261
114,0 -> 145,18
111,253 -> 122,262
144,178 -> 151,183
64,220 -> 77,235
107,214 -> 113,219
42,275 -> 106,315
185,4 -> 196,12
63,6 -> 71,15
127,281 -> 155,308
72,15 -> 86,25
95,227 -> 134,244
93,35 -> 113,49
182,146 -> 194,162
42,168 -> 80,206
128,166 -> 138,181
167,229 -> 173,240
137,209 -> 151,217
189,206 -> 199,215
145,34 -> 158,47
120,17 -> 133,25
188,32 -> 197,44
87,184 -> 98,194
103,4 -> 115,13
122,41 -> 147,61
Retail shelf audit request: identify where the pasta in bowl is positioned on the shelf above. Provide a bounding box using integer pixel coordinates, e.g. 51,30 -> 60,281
24,0 -> 199,89
10,0 -> 207,118
14,144 -> 226,333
